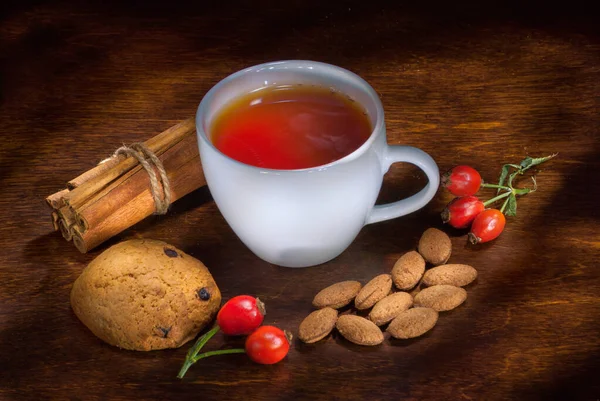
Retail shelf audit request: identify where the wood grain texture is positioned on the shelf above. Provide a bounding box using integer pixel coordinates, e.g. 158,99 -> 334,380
1,1 -> 599,400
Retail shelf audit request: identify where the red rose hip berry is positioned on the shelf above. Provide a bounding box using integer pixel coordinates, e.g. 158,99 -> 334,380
217,295 -> 266,336
442,196 -> 485,229
442,165 -> 482,196
468,209 -> 506,244
245,326 -> 291,365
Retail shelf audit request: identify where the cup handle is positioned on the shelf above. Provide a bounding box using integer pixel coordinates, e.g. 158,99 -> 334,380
366,145 -> 440,225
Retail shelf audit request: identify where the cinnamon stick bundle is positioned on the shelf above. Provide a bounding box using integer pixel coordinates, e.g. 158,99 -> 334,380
46,118 -> 207,253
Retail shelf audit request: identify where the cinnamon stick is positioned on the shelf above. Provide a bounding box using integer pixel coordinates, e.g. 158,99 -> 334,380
46,118 -> 208,253
72,156 -> 204,253
67,155 -> 124,190
65,118 -> 195,210
51,211 -> 60,231
57,206 -> 76,241
45,189 -> 70,210
76,132 -> 202,240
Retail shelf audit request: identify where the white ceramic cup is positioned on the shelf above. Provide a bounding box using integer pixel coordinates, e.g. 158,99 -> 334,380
196,60 -> 439,268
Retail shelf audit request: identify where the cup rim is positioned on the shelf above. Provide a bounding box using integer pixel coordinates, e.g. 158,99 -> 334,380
196,60 -> 384,173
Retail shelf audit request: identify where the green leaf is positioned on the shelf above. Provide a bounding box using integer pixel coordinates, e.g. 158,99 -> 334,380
519,153 -> 557,172
497,165 -> 511,194
519,156 -> 534,170
505,193 -> 518,216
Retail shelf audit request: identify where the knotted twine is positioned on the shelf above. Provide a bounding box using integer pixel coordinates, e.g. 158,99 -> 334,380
109,143 -> 171,214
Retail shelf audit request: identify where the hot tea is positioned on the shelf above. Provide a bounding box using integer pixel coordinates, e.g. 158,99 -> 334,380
210,85 -> 372,170
197,60 -> 439,267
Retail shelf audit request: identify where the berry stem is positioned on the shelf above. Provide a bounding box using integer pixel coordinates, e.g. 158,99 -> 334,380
178,325 -> 221,379
483,191 -> 511,207
191,348 -> 246,363
500,197 -> 510,214
481,183 -> 511,190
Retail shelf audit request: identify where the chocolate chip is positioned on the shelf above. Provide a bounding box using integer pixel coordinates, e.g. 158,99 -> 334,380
164,248 -> 178,258
197,287 -> 210,301
156,326 -> 171,338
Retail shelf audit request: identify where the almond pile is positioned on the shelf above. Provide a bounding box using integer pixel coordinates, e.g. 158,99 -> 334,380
298,227 -> 478,346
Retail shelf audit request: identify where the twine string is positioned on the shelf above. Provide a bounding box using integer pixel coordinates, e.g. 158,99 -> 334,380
113,143 -> 171,214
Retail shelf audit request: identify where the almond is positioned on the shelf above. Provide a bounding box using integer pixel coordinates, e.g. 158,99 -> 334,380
422,264 -> 477,287
298,307 -> 338,343
312,280 -> 362,309
354,274 -> 392,310
391,251 -> 426,290
414,284 -> 467,311
418,228 -> 452,265
368,292 -> 413,326
387,307 -> 438,339
335,315 -> 384,346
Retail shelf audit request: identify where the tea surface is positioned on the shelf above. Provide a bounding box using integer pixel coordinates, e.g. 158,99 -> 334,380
210,85 -> 372,169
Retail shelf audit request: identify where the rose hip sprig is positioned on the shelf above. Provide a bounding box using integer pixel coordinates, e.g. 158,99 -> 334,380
441,154 -> 557,244
177,295 -> 290,379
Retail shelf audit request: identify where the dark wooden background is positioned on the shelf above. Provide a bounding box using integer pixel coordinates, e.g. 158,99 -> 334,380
1,1 -> 599,400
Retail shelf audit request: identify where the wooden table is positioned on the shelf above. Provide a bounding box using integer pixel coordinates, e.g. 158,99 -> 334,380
2,1 -> 599,400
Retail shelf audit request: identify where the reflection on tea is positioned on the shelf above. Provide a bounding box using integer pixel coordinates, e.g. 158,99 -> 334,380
210,85 -> 372,170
